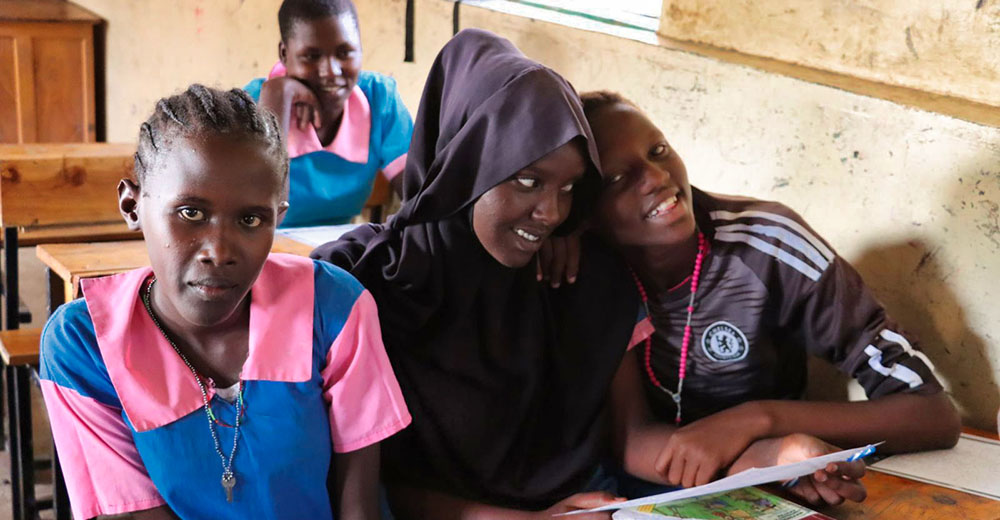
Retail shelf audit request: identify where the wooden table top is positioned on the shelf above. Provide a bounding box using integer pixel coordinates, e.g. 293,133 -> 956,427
816,429 -> 999,519
36,235 -> 315,284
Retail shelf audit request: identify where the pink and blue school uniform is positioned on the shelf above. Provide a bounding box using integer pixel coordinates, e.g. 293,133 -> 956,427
39,254 -> 411,519
244,63 -> 413,228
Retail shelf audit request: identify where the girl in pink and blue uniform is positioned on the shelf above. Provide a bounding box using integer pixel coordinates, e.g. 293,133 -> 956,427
39,85 -> 410,519
245,0 -> 413,227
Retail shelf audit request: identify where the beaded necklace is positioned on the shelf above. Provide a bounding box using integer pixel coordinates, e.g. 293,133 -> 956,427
141,278 -> 244,503
630,231 -> 707,425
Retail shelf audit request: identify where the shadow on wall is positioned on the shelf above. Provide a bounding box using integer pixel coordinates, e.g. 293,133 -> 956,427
851,239 -> 998,431
806,236 -> 998,430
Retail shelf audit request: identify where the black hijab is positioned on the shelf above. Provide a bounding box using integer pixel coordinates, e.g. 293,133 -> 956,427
312,29 -> 638,510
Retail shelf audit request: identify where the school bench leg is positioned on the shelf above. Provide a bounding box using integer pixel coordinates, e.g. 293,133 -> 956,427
52,444 -> 70,520
47,268 -> 66,314
5,365 -> 22,519
11,365 -> 35,520
1,227 -> 19,455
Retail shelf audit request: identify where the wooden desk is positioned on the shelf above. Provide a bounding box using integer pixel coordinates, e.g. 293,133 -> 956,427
816,429 -> 1000,519
37,235 -> 314,303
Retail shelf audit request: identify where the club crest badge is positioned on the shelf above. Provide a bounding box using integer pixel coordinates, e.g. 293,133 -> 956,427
701,321 -> 749,362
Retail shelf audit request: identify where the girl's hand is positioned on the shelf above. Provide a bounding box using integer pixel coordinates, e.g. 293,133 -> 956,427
786,460 -> 867,506
655,403 -> 769,488
536,231 -> 582,288
732,433 -> 867,506
771,434 -> 867,506
258,76 -> 323,132
532,491 -> 625,520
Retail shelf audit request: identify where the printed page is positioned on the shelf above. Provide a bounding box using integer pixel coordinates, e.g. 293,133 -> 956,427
611,488 -> 834,520
870,433 -> 1000,500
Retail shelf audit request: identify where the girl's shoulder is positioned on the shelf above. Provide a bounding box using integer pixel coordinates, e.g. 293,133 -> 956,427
308,258 -> 373,343
356,71 -> 404,107
39,298 -> 120,407
696,188 -> 838,284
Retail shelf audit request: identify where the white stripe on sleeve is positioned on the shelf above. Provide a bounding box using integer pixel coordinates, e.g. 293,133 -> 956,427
710,209 -> 835,262
879,329 -> 936,370
864,345 -> 924,388
715,231 -> 822,281
714,222 -> 829,272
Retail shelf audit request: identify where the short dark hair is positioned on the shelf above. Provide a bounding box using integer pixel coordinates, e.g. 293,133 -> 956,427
278,0 -> 359,41
133,84 -> 288,184
580,90 -> 638,120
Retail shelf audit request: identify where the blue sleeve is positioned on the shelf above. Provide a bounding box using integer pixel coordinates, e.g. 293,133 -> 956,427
311,259 -> 367,350
373,76 -> 413,170
244,78 -> 266,103
38,299 -> 121,408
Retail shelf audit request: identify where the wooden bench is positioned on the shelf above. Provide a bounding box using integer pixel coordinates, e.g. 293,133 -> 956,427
0,329 -> 42,367
0,142 -> 140,326
0,142 -> 137,520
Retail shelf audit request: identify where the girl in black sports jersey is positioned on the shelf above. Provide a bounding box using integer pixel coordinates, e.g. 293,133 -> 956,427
542,91 -> 960,504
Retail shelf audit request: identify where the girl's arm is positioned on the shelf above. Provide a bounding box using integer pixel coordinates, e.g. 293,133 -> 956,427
726,391 -> 960,452
649,390 -> 958,489
334,444 -> 381,520
386,483 -> 620,520
257,76 -> 322,134
609,352 -> 880,507
608,352 -> 678,483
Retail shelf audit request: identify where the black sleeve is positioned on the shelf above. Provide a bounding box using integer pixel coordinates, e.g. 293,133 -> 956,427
777,254 -> 943,398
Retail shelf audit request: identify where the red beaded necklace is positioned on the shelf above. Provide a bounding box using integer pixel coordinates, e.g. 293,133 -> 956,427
630,231 -> 707,425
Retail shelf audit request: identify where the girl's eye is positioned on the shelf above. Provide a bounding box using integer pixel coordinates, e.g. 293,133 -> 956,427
515,177 -> 538,189
242,215 -> 262,228
560,183 -> 575,193
608,174 -> 625,185
179,208 -> 205,222
651,143 -> 668,157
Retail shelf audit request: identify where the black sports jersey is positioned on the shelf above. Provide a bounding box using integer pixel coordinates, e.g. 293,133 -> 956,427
641,188 -> 943,424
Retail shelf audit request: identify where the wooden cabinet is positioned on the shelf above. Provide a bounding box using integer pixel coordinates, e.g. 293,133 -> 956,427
0,0 -> 101,143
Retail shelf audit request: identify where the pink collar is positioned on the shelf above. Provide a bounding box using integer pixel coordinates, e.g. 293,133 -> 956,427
82,254 -> 316,432
268,61 -> 370,162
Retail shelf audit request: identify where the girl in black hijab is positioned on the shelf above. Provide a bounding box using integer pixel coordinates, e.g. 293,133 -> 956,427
312,29 -> 640,518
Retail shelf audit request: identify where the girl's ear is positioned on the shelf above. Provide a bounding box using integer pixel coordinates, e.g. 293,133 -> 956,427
118,179 -> 142,231
278,41 -> 287,65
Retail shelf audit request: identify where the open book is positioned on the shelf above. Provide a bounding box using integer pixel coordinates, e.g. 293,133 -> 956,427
612,487 -> 833,520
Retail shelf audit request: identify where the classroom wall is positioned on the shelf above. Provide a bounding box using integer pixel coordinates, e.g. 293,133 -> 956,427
657,0 -> 1000,108
70,0 -> 284,142
75,0 -> 999,430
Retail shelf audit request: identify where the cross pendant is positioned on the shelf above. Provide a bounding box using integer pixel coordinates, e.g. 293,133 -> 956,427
222,473 -> 236,502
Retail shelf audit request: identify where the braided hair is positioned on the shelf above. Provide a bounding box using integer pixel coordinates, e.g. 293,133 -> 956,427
278,0 -> 359,41
133,84 -> 288,185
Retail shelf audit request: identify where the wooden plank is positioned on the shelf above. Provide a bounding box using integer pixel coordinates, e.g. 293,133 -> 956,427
32,27 -> 90,142
0,36 -> 18,143
36,240 -> 147,284
0,142 -> 134,227
13,222 -> 140,247
37,236 -> 315,296
0,0 -> 102,24
13,26 -> 35,143
0,328 -> 41,366
0,142 -> 133,158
